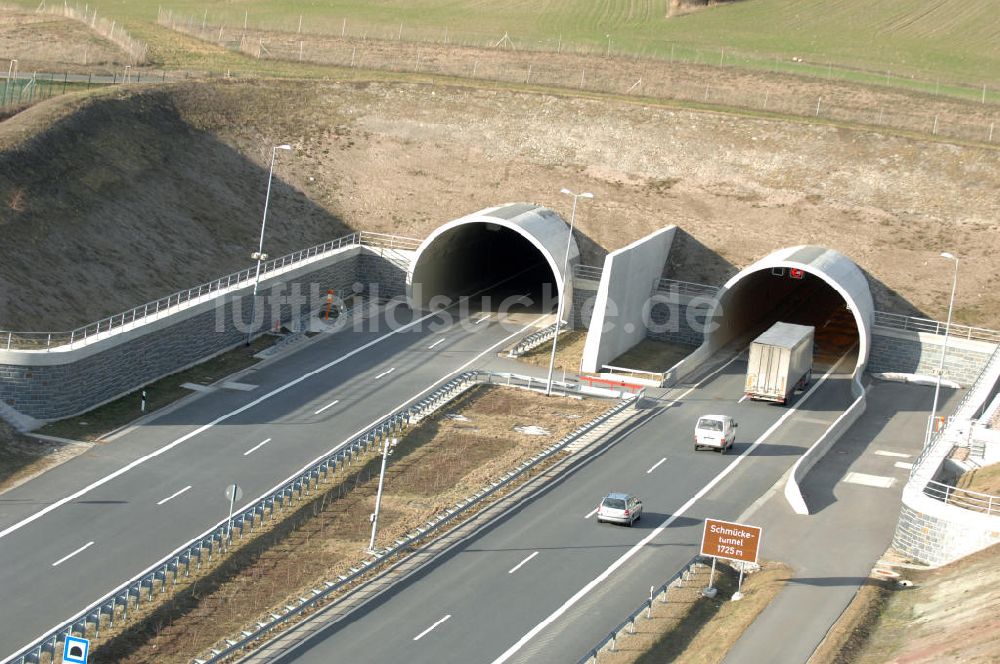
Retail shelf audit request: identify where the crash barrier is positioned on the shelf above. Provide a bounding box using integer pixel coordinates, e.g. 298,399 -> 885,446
2,372 -> 634,664
783,374 -> 867,515
508,322 -> 564,357
0,231 -> 419,352
575,554 -> 704,664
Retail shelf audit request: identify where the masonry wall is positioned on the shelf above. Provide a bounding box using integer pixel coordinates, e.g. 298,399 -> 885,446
867,329 -> 997,385
892,501 -> 1000,567
0,249 -> 409,420
646,298 -> 707,348
569,279 -> 599,330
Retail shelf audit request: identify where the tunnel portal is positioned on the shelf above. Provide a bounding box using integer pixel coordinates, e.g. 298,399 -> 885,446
407,204 -> 579,315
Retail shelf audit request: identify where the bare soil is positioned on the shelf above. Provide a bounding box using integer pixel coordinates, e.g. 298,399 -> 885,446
515,329 -> 588,374
599,560 -> 790,664
610,338 -> 695,373
0,8 -> 129,72
957,462 -> 1000,496
0,420 -> 91,494
1,76 -> 996,334
88,385 -> 609,663
811,544 -> 1000,664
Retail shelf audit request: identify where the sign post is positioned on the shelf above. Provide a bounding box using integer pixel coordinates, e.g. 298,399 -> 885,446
700,518 -> 762,601
224,483 -> 243,545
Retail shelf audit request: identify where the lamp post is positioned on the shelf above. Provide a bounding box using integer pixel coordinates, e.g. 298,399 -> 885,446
924,251 -> 959,448
545,188 -> 593,396
246,144 -> 292,344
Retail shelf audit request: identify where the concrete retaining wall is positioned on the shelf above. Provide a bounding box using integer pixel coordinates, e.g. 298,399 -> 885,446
581,227 -> 675,373
868,328 -> 997,385
0,248 -> 410,420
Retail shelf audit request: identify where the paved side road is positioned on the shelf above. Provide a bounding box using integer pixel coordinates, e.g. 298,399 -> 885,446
724,380 -> 963,664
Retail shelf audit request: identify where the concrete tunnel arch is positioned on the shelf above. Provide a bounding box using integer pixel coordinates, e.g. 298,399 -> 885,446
699,245 -> 874,377
407,203 -> 580,313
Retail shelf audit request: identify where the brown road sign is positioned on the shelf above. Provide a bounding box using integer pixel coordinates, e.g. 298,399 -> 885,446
701,518 -> 762,564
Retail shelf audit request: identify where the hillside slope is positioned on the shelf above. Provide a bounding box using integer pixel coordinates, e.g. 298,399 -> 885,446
0,86 -> 350,330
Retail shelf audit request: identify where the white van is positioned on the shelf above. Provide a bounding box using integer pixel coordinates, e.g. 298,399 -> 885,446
694,415 -> 737,453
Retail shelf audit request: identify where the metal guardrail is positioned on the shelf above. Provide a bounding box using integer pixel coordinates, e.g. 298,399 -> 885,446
3,371 -> 633,664
0,231 -> 420,352
655,278 -> 721,298
873,311 -> 1000,343
508,322 -> 563,357
574,264 -> 604,281
575,554 -> 703,664
600,365 -> 666,383
923,479 -> 999,516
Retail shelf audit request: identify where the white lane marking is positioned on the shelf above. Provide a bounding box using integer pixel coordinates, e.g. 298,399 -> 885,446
738,394 -> 749,403
843,472 -> 896,488
490,351 -> 849,664
584,507 -> 599,519
508,551 -> 539,574
413,614 -> 451,641
894,461 -> 914,470
374,367 -> 396,380
428,338 -> 446,350
156,485 -> 192,505
475,315 -> 490,325
874,450 -> 910,458
52,541 -> 94,567
314,399 -> 340,415
0,306 -> 446,542
243,438 -> 273,456
646,458 -> 668,474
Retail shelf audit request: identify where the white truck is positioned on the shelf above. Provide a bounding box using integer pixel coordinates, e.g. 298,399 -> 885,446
745,322 -> 815,404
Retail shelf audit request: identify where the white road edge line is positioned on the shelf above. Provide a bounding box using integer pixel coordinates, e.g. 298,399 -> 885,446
428,338 -> 446,350
374,367 -> 396,380
584,508 -> 598,519
646,458 -> 667,474
413,614 -> 451,641
314,399 -> 340,415
156,485 -> 192,505
0,306 -> 447,541
490,351 -> 850,664
508,551 -> 539,574
243,439 -> 273,456
52,541 -> 94,567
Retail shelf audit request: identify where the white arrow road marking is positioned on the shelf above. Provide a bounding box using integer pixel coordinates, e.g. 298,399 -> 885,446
646,458 -> 667,474
414,614 -> 451,641
428,338 -> 446,350
243,438 -> 272,456
156,485 -> 192,505
52,541 -> 94,567
508,552 -> 539,574
374,368 -> 396,380
314,399 -> 340,415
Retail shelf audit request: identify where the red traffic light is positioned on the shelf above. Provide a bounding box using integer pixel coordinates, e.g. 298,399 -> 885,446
789,268 -> 805,279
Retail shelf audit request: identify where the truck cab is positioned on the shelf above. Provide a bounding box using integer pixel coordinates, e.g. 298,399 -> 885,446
694,415 -> 737,453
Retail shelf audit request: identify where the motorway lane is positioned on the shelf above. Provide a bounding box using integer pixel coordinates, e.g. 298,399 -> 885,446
268,354 -> 857,664
0,305 -> 549,658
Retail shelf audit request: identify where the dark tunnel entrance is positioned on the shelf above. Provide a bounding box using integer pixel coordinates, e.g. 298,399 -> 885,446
409,223 -> 560,314
714,270 -> 860,370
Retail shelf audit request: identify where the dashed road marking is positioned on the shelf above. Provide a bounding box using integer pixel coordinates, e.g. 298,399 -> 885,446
646,458 -> 667,474
893,461 -> 914,470
428,338 -> 446,350
874,450 -> 910,458
508,552 -> 539,574
374,368 -> 396,380
52,541 -> 94,567
244,438 -> 272,456
314,399 -> 340,415
584,508 -> 598,519
156,485 -> 192,505
414,614 -> 451,641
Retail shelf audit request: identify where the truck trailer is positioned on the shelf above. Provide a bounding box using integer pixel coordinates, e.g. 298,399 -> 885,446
744,322 -> 815,404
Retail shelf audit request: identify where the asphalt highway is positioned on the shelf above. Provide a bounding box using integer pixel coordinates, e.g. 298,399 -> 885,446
263,351 -> 859,664
0,303 -> 551,659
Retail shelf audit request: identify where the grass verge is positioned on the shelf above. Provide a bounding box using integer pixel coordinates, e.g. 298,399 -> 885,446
79,384 -> 608,663
599,560 -> 789,664
39,335 -> 275,441
515,329 -> 586,374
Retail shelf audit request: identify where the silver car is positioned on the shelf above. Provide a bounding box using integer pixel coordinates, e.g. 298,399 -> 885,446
596,492 -> 642,526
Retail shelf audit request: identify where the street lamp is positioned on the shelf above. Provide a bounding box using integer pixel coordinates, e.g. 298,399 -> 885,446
924,251 -> 959,448
246,144 -> 292,344
545,188 -> 593,396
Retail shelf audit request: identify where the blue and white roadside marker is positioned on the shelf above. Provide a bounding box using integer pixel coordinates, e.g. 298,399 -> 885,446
63,635 -> 89,663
